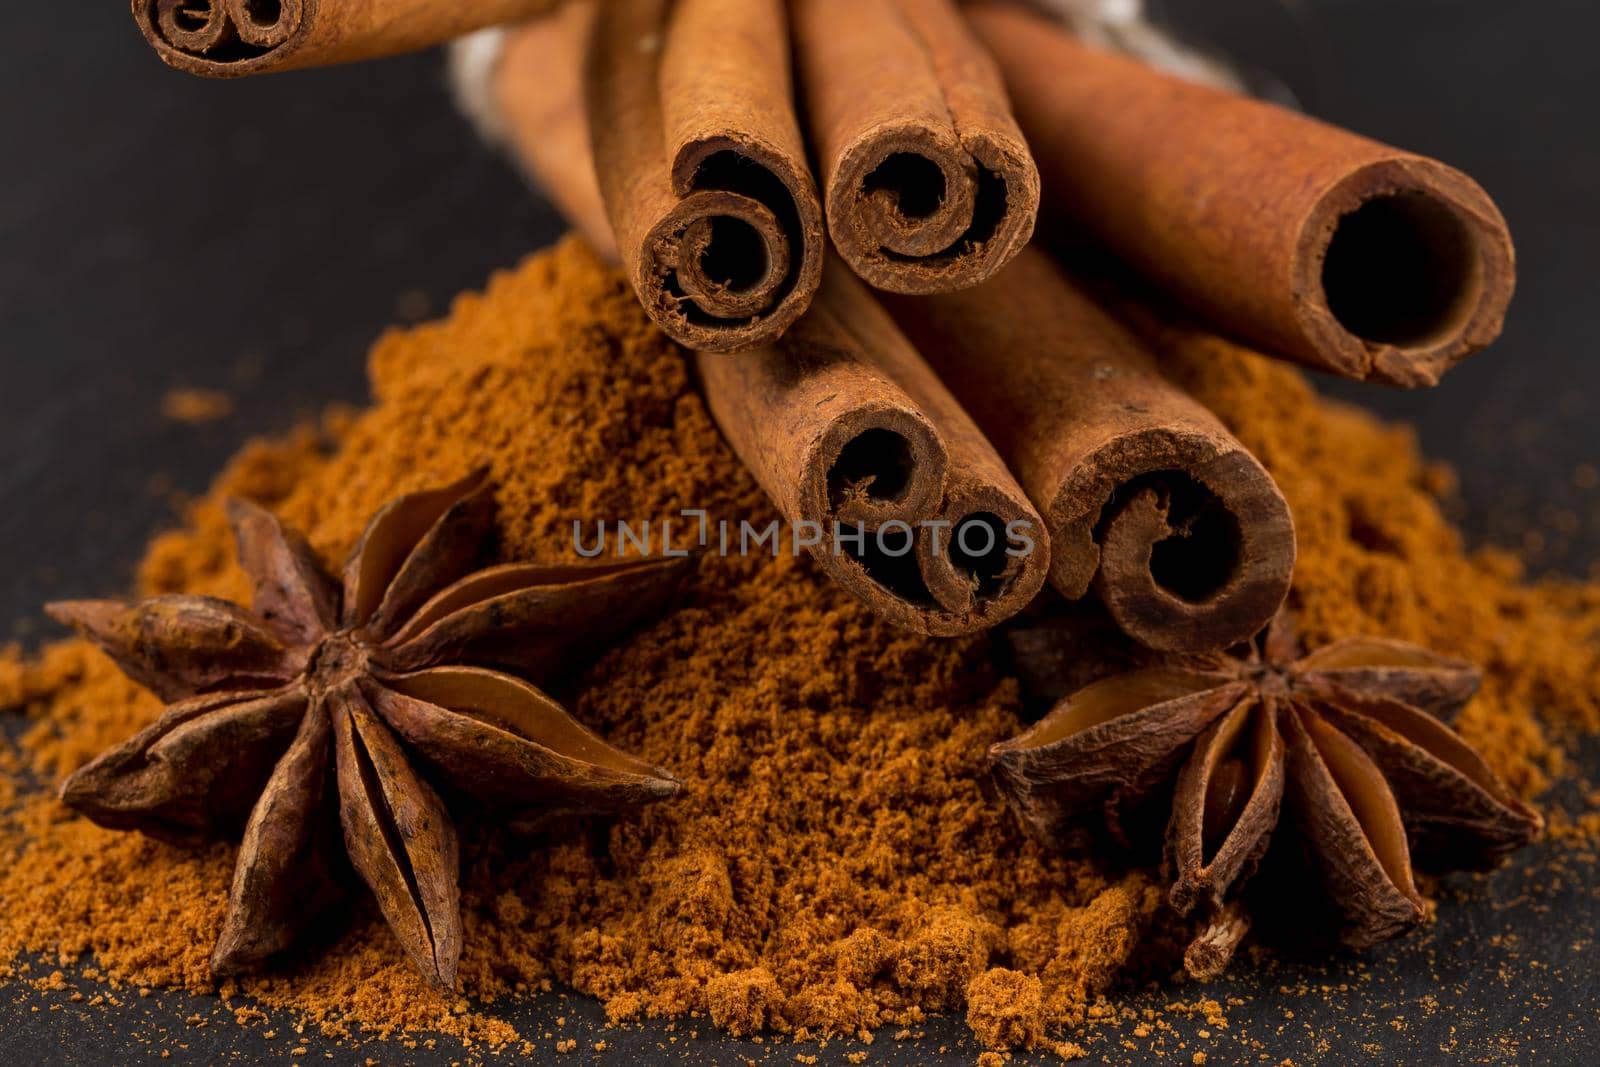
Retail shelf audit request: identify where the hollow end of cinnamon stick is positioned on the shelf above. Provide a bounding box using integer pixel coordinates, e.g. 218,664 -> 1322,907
793,0 -> 1039,296
588,0 -> 825,354
810,401 -> 1039,635
805,405 -> 948,533
132,0 -> 306,77
1071,439 -> 1296,653
883,247 -> 1294,652
696,268 -> 1048,637
916,483 -> 1046,627
1297,158 -> 1515,387
133,0 -> 563,78
968,3 -> 1515,387
639,145 -> 824,352
825,122 -> 1040,296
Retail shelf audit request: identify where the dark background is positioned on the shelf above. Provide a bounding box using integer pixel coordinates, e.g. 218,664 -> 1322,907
2,1 -> 1596,1062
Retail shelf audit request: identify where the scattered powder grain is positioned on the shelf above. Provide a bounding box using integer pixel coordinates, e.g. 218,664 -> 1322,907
1,237 -> 1598,1053
160,386 -> 235,424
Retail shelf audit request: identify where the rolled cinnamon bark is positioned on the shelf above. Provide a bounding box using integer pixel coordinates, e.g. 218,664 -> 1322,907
586,0 -> 825,352
698,266 -> 1049,636
493,4 -> 618,263
791,0 -> 1039,295
133,0 -> 561,78
883,248 -> 1295,652
967,3 -> 1515,387
478,15 -> 1046,635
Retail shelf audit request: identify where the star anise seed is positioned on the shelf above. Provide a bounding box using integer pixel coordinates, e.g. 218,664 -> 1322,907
990,609 -> 1541,976
49,470 -> 686,989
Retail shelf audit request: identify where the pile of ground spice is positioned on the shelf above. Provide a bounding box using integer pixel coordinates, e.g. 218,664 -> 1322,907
1,237 -> 1597,1053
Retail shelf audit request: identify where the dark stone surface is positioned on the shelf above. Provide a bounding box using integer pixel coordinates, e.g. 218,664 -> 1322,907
1,1 -> 1595,1063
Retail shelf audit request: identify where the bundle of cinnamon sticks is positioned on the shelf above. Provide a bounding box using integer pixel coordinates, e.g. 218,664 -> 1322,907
137,0 -> 1516,651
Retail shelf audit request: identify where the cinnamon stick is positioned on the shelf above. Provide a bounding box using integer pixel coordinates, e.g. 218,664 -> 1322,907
491,4 -> 618,263
697,266 -> 1050,636
133,0 -> 561,78
967,3 -> 1515,387
478,15 -> 1047,635
790,0 -> 1039,294
585,0 -> 825,352
883,248 -> 1295,652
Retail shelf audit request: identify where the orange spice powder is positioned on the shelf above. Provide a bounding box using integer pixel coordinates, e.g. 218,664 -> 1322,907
1,237 -> 1597,1051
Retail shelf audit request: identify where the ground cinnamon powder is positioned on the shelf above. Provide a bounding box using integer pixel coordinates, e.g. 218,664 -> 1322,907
1,237 -> 1597,1053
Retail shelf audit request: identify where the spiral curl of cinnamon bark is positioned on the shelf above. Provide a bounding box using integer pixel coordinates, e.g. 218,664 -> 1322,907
133,0 -> 561,78
885,248 -> 1295,652
474,16 -> 1038,629
698,267 -> 1049,635
792,0 -> 1039,295
137,0 -> 304,71
584,0 -> 824,352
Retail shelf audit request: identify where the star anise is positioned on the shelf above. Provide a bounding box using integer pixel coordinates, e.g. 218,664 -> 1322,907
48,471 -> 686,989
990,610 -> 1542,977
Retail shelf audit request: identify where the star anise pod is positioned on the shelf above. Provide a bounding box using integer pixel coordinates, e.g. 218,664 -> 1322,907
48,470 -> 686,989
990,610 -> 1542,976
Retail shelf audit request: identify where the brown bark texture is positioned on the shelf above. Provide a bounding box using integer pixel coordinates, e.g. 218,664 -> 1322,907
968,2 -> 1515,386
884,247 -> 1296,652
496,3 -> 619,261
133,0 -> 562,77
791,0 -> 1040,295
495,10 -> 1045,634
697,264 -> 1050,635
584,0 -> 825,352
